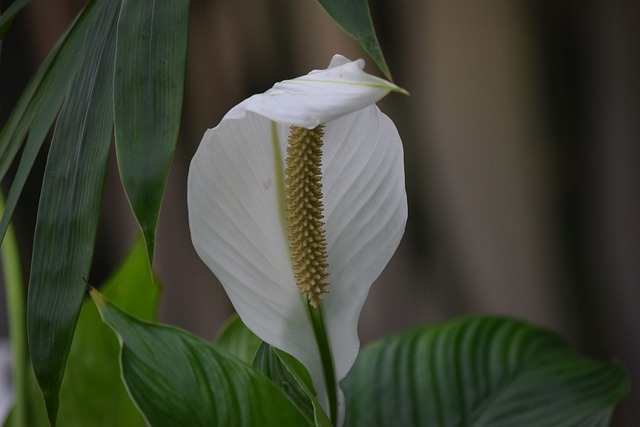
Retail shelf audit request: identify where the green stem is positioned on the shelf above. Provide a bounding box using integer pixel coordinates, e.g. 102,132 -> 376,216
307,304 -> 338,425
1,191 -> 27,427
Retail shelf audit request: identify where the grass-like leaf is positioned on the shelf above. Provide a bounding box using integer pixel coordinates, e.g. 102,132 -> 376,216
114,0 -> 189,263
26,1 -> 122,423
0,0 -> 29,39
342,316 -> 629,427
315,0 -> 391,79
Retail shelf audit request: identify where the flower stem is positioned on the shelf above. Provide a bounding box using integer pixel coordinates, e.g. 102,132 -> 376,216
1,192 -> 27,427
308,303 -> 338,425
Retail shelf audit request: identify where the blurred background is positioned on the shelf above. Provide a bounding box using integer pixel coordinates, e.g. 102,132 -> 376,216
1,0 -> 638,424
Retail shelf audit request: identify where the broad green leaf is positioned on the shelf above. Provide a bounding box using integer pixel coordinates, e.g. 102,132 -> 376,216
57,238 -> 159,426
92,291 -> 314,427
216,314 -> 263,365
114,0 -> 189,263
315,0 -> 390,79
253,343 -> 315,422
26,1 -> 122,423
4,238 -> 159,427
272,347 -> 334,427
342,316 -> 629,427
0,0 -> 29,38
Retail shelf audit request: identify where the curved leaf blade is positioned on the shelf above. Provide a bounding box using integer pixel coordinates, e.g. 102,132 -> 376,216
91,291 -> 314,427
57,238 -> 159,426
114,0 -> 189,263
253,343 -> 315,423
26,1 -> 122,423
0,0 -> 29,39
342,316 -> 629,427
0,3 -> 101,242
216,314 -> 263,365
314,0 -> 390,79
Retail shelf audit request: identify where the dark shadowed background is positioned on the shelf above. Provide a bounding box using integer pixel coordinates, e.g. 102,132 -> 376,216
1,0 -> 638,424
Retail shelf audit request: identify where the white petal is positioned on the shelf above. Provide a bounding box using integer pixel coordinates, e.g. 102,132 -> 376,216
188,95 -> 407,419
187,113 -> 327,406
235,57 -> 404,129
321,105 -> 407,381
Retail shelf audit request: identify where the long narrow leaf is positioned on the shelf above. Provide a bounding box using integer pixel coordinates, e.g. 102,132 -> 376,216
0,0 -> 29,39
114,0 -> 189,263
26,1 -> 122,423
0,0 -> 101,242
315,0 -> 390,79
342,316 -> 629,427
92,291 -> 314,427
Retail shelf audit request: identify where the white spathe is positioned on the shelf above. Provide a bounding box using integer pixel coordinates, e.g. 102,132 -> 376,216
187,55 -> 407,422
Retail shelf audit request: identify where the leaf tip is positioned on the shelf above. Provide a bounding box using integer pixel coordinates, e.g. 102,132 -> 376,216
89,287 -> 105,306
391,85 -> 410,96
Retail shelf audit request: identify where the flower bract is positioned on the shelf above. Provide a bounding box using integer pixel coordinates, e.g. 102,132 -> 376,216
187,55 -> 407,423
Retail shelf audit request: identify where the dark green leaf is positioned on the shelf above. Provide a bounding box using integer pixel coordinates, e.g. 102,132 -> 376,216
315,0 -> 390,79
26,1 -> 122,423
270,347 -> 334,427
216,314 -> 263,365
0,0 -> 29,39
1,0 -> 104,243
342,316 -> 629,427
57,238 -> 159,426
92,291 -> 314,427
114,0 -> 189,263
253,343 -> 315,422
217,316 -> 332,426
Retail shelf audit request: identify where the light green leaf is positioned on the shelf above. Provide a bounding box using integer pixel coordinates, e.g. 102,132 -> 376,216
314,0 -> 391,79
57,238 -> 159,426
0,0 -> 29,38
2,366 -> 48,427
342,316 -> 629,427
26,1 -> 122,423
92,291 -> 314,427
114,0 -> 189,263
216,314 -> 263,365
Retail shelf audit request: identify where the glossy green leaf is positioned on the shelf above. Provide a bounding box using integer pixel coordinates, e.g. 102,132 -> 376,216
57,238 -> 159,426
342,316 -> 629,427
274,349 -> 336,427
114,0 -> 189,263
0,0 -> 29,38
0,0 -> 109,243
315,0 -> 390,79
4,238 -> 159,427
216,314 -> 263,365
26,1 -> 122,424
92,292 -> 314,427
253,343 -> 315,422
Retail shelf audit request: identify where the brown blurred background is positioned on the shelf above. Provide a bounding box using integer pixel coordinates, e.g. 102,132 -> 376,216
1,0 -> 638,424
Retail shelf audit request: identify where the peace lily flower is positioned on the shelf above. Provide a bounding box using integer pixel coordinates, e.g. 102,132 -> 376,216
187,55 -> 407,424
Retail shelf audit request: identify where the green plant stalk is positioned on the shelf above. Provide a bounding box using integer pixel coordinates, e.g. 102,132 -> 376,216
307,304 -> 337,426
1,191 -> 27,427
